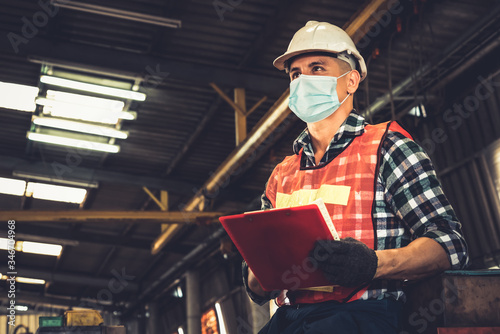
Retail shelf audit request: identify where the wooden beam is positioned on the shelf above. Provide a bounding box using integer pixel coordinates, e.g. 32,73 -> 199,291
143,186 -> 167,211
0,211 -> 224,223
234,88 -> 247,145
344,0 -> 391,44
209,82 -> 245,115
247,96 -> 268,116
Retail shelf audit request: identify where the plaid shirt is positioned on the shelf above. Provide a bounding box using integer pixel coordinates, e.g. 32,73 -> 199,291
245,112 -> 469,304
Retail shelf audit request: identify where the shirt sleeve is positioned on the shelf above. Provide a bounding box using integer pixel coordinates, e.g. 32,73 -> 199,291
241,260 -> 272,306
380,131 -> 469,270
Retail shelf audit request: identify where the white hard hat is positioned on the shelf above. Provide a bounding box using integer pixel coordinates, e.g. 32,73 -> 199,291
273,21 -> 367,81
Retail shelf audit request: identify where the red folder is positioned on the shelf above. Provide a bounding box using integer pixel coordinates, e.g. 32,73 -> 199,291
219,201 -> 338,291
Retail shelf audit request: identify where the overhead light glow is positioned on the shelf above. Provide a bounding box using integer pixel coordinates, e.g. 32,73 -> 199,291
215,302 -> 227,334
0,238 -> 14,250
0,82 -> 39,112
27,132 -> 121,153
33,116 -> 128,139
46,90 -> 125,110
0,177 -> 26,196
1,275 -> 46,285
37,98 -> 136,124
15,305 -> 28,311
25,182 -> 87,204
0,238 -> 62,257
408,104 -> 427,118
177,327 -> 184,334
18,240 -> 63,256
40,76 -> 146,101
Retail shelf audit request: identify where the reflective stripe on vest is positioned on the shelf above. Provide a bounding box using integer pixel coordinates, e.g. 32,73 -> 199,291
266,121 -> 411,304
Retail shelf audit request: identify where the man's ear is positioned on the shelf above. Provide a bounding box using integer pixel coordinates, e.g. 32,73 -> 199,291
347,70 -> 361,94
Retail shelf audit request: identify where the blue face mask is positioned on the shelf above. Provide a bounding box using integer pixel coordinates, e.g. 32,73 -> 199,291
288,72 -> 351,123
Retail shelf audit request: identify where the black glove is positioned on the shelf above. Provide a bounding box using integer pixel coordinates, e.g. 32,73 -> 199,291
311,237 -> 378,287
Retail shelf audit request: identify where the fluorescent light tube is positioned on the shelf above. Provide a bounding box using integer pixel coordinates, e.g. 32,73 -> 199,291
33,116 -> 128,139
0,177 -> 26,196
25,182 -> 87,204
1,275 -> 46,285
37,98 -> 136,124
0,82 -> 39,112
46,90 -> 125,110
27,132 -> 121,153
0,238 -> 62,257
40,75 -> 146,101
215,302 -> 228,334
19,240 -> 63,256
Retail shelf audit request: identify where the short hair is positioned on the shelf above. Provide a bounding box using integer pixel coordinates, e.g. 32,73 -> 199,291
285,52 -> 355,74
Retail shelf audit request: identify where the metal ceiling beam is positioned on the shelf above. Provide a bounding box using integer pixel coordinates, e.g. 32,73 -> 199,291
0,155 -> 196,195
150,0 -> 398,255
0,210 -> 223,223
0,266 -> 138,292
2,37 -> 288,96
0,223 -> 151,250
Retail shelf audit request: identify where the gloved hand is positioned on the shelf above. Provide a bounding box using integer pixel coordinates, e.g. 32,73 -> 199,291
311,237 -> 378,287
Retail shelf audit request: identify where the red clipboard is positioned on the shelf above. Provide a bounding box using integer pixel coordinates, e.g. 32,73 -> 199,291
219,201 -> 337,291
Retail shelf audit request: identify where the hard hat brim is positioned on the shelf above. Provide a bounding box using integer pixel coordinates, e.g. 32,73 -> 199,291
273,49 -> 367,81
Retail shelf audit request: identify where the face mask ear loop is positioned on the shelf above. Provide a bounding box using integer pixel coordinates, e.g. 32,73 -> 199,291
338,70 -> 352,106
340,93 -> 351,105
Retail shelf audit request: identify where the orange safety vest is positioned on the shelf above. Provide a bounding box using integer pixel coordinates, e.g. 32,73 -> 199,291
265,121 -> 411,305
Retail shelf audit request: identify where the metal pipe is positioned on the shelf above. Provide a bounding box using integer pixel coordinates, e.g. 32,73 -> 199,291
51,0 -> 182,28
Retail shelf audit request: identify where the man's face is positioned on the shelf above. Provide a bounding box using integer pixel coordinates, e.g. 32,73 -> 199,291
288,54 -> 346,81
288,54 -> 350,100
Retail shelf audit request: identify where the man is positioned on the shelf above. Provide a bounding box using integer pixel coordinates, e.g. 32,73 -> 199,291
242,21 -> 469,333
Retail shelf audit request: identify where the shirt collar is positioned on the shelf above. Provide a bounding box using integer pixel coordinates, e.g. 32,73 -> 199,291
292,111 -> 366,155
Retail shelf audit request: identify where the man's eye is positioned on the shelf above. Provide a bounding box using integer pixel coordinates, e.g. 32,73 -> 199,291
291,72 -> 301,80
312,66 -> 323,72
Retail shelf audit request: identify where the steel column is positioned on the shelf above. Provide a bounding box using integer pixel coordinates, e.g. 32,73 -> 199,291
186,270 -> 201,334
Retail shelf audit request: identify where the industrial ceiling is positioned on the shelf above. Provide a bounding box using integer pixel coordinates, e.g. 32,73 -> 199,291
0,0 -> 499,322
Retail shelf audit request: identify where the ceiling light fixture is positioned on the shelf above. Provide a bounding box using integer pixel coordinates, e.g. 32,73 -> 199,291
37,98 -> 136,124
17,240 -> 63,256
27,132 -> 121,153
51,0 -> 182,28
0,275 -> 46,285
215,302 -> 228,334
0,82 -> 39,112
32,116 -> 129,139
0,177 -> 27,196
45,90 -> 125,110
40,75 -> 146,101
12,171 -> 99,189
25,182 -> 87,204
0,238 -> 62,257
